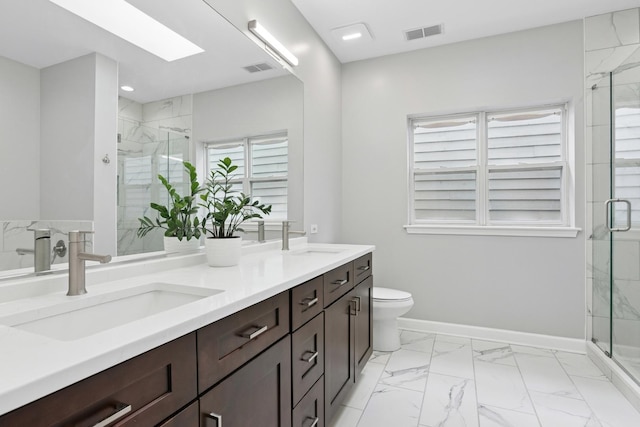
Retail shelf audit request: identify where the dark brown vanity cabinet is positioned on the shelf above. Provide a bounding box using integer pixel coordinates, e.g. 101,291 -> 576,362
0,252 -> 373,427
324,254 -> 373,422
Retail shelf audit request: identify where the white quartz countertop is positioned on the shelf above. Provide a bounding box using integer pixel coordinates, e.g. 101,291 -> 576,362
0,239 -> 374,415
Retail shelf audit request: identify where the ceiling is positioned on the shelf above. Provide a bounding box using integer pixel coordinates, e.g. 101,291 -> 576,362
0,0 -> 287,103
291,0 -> 640,63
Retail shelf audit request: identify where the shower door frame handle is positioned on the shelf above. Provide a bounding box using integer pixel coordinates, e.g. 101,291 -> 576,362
605,198 -> 632,232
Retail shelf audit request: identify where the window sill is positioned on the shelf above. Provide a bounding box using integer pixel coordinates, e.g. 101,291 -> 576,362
403,224 -> 581,238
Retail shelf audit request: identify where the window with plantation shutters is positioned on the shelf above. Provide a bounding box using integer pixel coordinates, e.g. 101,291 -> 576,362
614,106 -> 640,226
408,104 -> 574,235
206,133 -> 288,219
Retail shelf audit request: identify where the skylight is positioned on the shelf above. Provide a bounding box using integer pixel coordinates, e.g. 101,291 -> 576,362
49,0 -> 204,62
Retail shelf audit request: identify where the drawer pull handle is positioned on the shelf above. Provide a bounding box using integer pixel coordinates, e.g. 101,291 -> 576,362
354,296 -> 361,312
332,279 -> 348,286
358,265 -> 370,272
205,412 -> 223,426
240,325 -> 269,340
302,350 -> 319,363
92,402 -> 131,427
300,297 -> 319,307
303,416 -> 319,427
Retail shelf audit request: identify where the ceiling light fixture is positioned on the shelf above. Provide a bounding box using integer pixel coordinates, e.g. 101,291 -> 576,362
342,32 -> 362,41
331,23 -> 373,43
120,85 -> 135,92
248,20 -> 298,67
48,0 -> 204,62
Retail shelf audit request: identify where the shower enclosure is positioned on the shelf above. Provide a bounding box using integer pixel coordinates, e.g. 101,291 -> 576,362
117,122 -> 191,256
591,51 -> 640,382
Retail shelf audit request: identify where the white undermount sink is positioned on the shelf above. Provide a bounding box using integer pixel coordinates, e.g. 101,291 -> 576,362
0,283 -> 223,341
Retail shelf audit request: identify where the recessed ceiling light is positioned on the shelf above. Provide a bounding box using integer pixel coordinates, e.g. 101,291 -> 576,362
331,23 -> 373,43
120,85 -> 135,92
48,0 -> 204,62
342,32 -> 362,41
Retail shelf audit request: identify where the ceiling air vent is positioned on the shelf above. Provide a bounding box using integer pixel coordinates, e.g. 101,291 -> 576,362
404,24 -> 443,41
242,62 -> 273,73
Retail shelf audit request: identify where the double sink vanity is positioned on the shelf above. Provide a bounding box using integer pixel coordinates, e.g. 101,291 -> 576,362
0,238 -> 374,426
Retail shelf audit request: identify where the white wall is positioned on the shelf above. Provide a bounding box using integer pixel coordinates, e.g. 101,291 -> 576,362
341,21 -> 586,338
92,54 -> 118,255
40,53 -> 117,255
0,56 -> 40,219
204,0 -> 343,242
193,75 -> 304,226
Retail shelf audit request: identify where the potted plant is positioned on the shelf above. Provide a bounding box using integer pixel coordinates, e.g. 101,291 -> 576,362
137,161 -> 203,253
200,157 -> 272,266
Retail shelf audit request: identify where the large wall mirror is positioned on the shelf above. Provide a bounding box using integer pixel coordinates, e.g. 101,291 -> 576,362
0,0 -> 303,275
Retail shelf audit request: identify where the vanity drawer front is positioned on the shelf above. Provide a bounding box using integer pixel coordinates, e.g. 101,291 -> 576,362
197,291 -> 290,392
323,262 -> 355,307
353,253 -> 372,284
292,312 -> 325,406
291,276 -> 323,331
0,333 -> 197,427
292,377 -> 325,427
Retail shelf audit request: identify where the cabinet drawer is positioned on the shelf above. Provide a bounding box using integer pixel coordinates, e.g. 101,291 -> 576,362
291,276 -> 323,331
199,336 -> 292,427
292,312 -> 324,406
0,333 -> 197,427
292,377 -> 324,427
323,262 -> 355,307
197,291 -> 290,392
353,253 -> 372,284
157,401 -> 199,427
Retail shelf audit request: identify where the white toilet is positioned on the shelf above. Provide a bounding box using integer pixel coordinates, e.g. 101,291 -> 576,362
372,287 -> 414,352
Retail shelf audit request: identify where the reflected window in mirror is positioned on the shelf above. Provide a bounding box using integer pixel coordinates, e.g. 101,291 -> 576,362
205,133 -> 288,219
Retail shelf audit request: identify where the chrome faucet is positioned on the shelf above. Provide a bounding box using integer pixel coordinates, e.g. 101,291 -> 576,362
281,220 -> 306,251
16,229 -> 52,274
257,221 -> 266,243
68,231 -> 111,296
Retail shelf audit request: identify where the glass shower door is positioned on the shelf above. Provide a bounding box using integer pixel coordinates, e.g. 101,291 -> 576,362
610,60 -> 640,380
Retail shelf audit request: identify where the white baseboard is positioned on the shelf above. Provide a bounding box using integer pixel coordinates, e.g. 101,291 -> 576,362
398,317 -> 586,353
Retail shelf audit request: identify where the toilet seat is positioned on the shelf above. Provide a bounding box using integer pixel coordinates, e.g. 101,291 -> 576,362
373,287 -> 412,302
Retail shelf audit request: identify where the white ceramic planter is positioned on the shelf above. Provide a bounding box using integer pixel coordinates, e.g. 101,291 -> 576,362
205,236 -> 242,267
163,236 -> 200,254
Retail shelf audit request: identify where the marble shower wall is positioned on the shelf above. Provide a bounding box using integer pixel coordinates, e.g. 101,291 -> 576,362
0,220 -> 92,272
117,95 -> 193,256
585,8 -> 640,354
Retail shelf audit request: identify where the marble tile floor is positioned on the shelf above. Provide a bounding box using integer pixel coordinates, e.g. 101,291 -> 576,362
328,330 -> 640,427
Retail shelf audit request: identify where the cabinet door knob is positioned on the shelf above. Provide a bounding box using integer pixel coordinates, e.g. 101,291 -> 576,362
303,416 -> 319,427
240,325 -> 268,340
91,402 -> 131,427
300,297 -> 319,307
205,412 -> 223,427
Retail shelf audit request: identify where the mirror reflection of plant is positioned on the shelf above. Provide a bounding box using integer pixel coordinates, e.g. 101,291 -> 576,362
200,157 -> 272,238
137,161 -> 203,241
